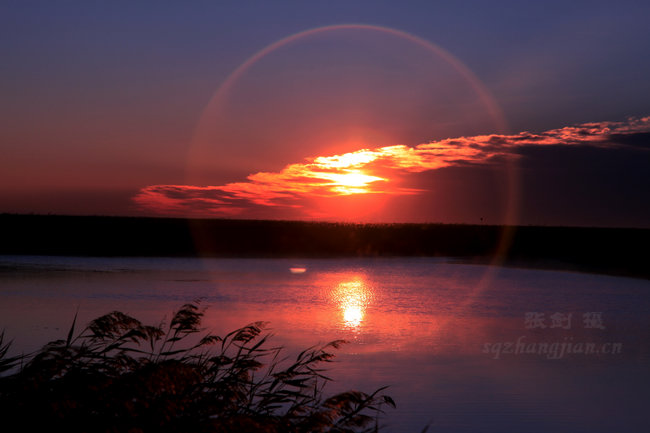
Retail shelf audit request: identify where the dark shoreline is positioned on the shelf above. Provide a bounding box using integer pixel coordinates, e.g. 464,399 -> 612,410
1,214 -> 648,279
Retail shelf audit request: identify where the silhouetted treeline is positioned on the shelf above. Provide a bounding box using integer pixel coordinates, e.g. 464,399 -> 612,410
1,214 -> 648,277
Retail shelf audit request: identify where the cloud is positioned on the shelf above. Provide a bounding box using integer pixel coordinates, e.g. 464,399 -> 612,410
133,117 -> 650,218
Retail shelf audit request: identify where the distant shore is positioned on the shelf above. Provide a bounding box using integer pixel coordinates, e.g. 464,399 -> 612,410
1,214 -> 648,278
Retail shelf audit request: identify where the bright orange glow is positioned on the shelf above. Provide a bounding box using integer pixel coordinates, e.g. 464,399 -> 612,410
331,278 -> 373,329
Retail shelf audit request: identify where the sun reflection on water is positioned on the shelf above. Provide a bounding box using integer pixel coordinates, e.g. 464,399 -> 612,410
331,278 -> 373,330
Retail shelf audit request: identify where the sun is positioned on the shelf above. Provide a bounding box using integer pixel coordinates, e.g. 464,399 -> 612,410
319,170 -> 386,195
332,171 -> 381,187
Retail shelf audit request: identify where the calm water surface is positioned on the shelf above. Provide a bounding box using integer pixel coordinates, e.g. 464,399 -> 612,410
1,256 -> 649,432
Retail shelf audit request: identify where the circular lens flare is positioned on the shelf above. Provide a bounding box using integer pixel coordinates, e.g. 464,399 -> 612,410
182,24 -> 517,327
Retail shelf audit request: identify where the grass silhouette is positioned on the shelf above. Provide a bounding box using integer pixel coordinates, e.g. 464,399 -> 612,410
0,303 -> 395,432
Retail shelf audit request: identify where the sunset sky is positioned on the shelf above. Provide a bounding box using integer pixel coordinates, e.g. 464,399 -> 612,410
1,1 -> 649,226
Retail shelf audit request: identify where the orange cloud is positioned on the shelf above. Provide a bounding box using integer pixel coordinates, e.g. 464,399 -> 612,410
134,117 -> 650,218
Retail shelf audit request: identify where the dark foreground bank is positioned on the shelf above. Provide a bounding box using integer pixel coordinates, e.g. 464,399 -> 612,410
1,214 -> 648,278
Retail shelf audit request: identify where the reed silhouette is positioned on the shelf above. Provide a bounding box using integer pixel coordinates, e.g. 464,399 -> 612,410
0,303 -> 395,433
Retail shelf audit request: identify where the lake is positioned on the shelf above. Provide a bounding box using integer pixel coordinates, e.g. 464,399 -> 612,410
1,255 -> 648,432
